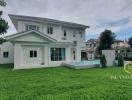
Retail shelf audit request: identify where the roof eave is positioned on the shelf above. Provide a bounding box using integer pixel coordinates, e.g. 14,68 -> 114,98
5,30 -> 57,42
8,14 -> 90,29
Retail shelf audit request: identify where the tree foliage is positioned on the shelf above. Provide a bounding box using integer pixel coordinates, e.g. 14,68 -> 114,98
128,37 -> 132,48
0,18 -> 9,34
0,37 -> 6,44
0,0 -> 9,35
0,0 -> 6,6
97,30 -> 116,54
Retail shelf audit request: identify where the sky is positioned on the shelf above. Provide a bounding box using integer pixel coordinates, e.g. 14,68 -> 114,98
1,0 -> 132,40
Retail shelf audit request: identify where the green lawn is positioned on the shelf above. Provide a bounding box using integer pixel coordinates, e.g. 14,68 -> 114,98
0,64 -> 132,100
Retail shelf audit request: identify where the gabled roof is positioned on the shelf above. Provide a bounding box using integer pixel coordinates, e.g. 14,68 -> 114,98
9,14 -> 89,30
5,30 -> 57,42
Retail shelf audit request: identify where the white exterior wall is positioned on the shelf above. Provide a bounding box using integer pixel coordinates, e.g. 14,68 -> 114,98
102,50 -> 115,66
4,17 -> 87,69
0,42 -> 14,64
14,43 -> 49,69
17,21 -> 85,46
15,20 -> 85,64
13,42 -> 74,69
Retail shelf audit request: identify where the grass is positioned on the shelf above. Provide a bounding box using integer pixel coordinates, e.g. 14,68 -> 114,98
0,64 -> 132,100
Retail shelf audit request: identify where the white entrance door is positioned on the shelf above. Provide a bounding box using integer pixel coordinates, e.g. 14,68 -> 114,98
23,46 -> 43,66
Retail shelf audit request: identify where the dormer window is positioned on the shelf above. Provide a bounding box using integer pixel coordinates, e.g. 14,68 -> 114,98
25,25 -> 39,31
64,30 -> 67,37
47,25 -> 53,34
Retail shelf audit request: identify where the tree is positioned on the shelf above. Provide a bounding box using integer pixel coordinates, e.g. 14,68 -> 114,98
0,37 -> 6,44
128,37 -> 132,48
0,0 -> 6,6
0,0 -> 9,35
0,0 -> 8,44
97,30 -> 116,54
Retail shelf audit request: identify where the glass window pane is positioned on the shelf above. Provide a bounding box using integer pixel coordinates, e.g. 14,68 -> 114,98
47,26 -> 50,34
34,51 -> 37,57
25,25 -> 28,31
64,30 -> 67,36
25,25 -> 39,31
50,48 -> 65,61
29,25 -> 36,30
3,52 -> 9,58
30,50 -> 33,57
50,27 -> 53,34
54,57 -> 58,61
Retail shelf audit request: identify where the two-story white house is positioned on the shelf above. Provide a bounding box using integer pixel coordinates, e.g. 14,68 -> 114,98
0,14 -> 89,69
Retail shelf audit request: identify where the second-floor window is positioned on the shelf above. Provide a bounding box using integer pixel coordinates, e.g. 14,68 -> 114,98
25,25 -> 39,31
64,30 -> 67,37
79,31 -> 83,38
73,31 -> 76,37
47,25 -> 53,34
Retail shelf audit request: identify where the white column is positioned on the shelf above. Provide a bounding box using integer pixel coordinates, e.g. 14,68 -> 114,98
44,44 -> 49,66
14,43 -> 22,69
76,47 -> 81,61
66,46 -> 71,62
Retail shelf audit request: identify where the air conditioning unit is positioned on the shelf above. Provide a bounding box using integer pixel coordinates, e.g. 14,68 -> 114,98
73,41 -> 77,46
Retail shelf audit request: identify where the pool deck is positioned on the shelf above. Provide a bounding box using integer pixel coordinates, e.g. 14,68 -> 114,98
62,63 -> 100,69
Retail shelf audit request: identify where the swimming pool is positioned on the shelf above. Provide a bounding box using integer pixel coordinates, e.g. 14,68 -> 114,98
63,60 -> 100,69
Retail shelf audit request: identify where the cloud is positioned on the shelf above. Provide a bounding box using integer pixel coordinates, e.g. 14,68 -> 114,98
1,0 -> 132,40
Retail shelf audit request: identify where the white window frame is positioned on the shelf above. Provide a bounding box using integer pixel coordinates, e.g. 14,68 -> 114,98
25,25 -> 39,31
30,50 -> 37,58
47,25 -> 53,34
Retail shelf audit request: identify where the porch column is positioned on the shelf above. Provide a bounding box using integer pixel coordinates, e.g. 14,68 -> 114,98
66,46 -> 71,62
14,43 -> 22,69
44,44 -> 49,66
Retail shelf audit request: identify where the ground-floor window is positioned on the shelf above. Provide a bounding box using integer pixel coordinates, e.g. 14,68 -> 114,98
81,51 -> 87,60
30,50 -> 37,58
50,48 -> 65,61
3,52 -> 9,58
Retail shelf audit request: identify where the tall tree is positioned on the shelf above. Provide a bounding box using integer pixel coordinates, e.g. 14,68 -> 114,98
0,0 -> 9,35
97,30 -> 116,54
128,37 -> 132,48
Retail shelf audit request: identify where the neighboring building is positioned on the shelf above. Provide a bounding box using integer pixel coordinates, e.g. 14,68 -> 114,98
112,40 -> 129,49
0,14 -> 89,69
81,38 -> 131,60
112,40 -> 130,58
81,39 -> 99,60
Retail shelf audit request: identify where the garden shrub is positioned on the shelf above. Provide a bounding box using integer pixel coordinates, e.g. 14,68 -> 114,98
100,54 -> 107,68
118,54 -> 124,66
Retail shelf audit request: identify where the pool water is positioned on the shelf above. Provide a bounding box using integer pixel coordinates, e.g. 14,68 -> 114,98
69,60 -> 100,66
